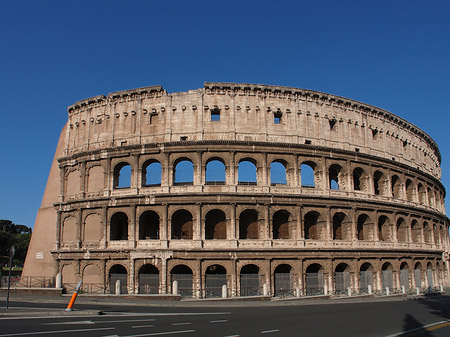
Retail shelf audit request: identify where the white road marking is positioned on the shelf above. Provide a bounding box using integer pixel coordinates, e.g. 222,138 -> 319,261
132,325 -> 155,328
95,318 -> 156,324
384,319 -> 450,337
210,319 -> 228,323
171,323 -> 192,326
261,330 -> 280,334
0,327 -> 115,337
223,335 -> 240,337
123,330 -> 195,336
42,320 -> 95,325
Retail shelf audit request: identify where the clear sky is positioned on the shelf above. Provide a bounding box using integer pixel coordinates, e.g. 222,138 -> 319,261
1,0 -> 449,228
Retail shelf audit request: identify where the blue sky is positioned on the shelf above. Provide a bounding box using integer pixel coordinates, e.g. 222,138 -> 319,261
1,0 -> 449,227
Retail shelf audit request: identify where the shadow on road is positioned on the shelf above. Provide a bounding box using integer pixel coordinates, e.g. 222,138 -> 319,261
402,313 -> 434,336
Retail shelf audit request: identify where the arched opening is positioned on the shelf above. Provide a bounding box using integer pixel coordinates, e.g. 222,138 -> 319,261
357,214 -> 373,241
427,187 -> 434,207
411,220 -> 422,244
114,162 -> 132,189
382,262 -> 393,291
205,159 -> 226,185
335,263 -> 351,295
374,171 -> 388,196
333,212 -> 350,240
138,264 -> 159,294
274,264 -> 293,297
378,216 -> 392,242
170,265 -> 193,297
397,218 -> 409,243
305,263 -> 324,296
304,211 -> 322,240
205,209 -> 227,240
353,168 -> 368,192
240,264 -> 261,296
400,262 -> 410,290
142,160 -> 161,186
423,222 -> 432,244
417,183 -> 426,204
205,265 -> 227,298
171,210 -> 193,239
405,179 -> 414,201
239,209 -> 259,239
427,263 -> 434,288
433,224 -> 440,247
174,159 -> 194,185
301,162 -> 316,188
139,211 -> 159,240
109,264 -> 127,294
329,164 -> 342,190
391,175 -> 402,198
110,212 -> 128,241
82,265 -> 100,291
270,160 -> 287,185
238,159 -> 257,185
359,263 -> 374,293
273,210 -> 291,239
414,263 -> 423,289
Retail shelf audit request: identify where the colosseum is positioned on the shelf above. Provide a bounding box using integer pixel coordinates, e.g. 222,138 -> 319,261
22,82 -> 449,298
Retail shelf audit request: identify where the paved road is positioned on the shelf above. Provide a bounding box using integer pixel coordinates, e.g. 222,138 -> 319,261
1,296 -> 450,336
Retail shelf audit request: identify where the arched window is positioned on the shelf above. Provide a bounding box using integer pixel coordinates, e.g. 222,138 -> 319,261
433,224 -> 440,246
414,263 -> 423,288
143,160 -> 161,186
205,265 -> 227,298
357,214 -> 373,241
378,216 -> 392,242
170,265 -> 193,297
359,263 -> 374,292
205,159 -> 226,185
411,220 -> 422,244
205,209 -> 227,239
333,212 -> 350,240
423,222 -> 432,243
374,171 -> 387,196
329,164 -> 342,190
240,264 -> 261,296
382,263 -> 393,291
239,209 -> 259,239
304,211 -> 321,240
171,210 -> 193,239
274,264 -> 293,296
300,162 -> 315,188
139,211 -> 159,240
270,161 -> 287,185
273,210 -> 291,239
353,168 -> 368,192
397,218 -> 409,242
335,263 -> 351,295
305,263 -> 324,295
391,175 -> 402,198
114,162 -> 131,188
427,187 -> 434,207
109,264 -> 127,294
238,159 -> 257,185
174,159 -> 194,185
400,263 -> 410,290
417,183 -> 426,204
110,212 -> 128,240
405,179 -> 414,201
138,264 -> 159,294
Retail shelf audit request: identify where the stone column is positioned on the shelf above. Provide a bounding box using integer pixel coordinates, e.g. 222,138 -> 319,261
161,204 -> 168,245
102,207 -> 107,248
161,257 -> 167,294
262,153 -> 268,186
230,203 -> 237,242
133,154 -> 140,191
77,209 -> 82,248
80,161 -> 86,196
194,203 -> 202,242
195,151 -> 202,186
351,208 -> 357,241
265,204 -> 271,240
130,205 -> 137,247
297,206 -> 303,240
326,207 -> 332,241
56,210 -> 62,250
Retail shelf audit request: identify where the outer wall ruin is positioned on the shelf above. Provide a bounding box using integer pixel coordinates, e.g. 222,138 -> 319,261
23,82 -> 450,297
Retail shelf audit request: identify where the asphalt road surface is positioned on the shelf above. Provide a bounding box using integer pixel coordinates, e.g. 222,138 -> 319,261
1,296 -> 450,336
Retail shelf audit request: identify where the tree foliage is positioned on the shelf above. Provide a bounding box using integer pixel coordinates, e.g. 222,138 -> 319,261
0,219 -> 32,265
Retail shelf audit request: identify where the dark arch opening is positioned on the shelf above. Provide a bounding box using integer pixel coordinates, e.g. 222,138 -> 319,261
109,264 -> 127,294
205,265 -> 227,298
205,209 -> 227,240
239,209 -> 259,239
139,211 -> 159,240
138,264 -> 159,294
171,210 -> 193,239
273,210 -> 291,239
110,212 -> 128,240
170,265 -> 193,297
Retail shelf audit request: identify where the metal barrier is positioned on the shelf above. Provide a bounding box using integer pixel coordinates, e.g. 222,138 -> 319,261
15,276 -> 55,288
81,283 -> 105,295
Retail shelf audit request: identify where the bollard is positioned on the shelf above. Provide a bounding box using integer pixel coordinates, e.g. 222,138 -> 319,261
386,287 -> 390,296
324,284 -> 328,296
222,284 -> 227,298
56,273 -> 62,289
263,283 -> 268,296
115,280 -> 121,295
440,285 -> 443,292
401,286 -> 405,294
416,287 -> 420,295
66,280 -> 82,311
347,287 -> 352,297
368,284 -> 372,295
296,287 -> 301,298
172,280 -> 178,295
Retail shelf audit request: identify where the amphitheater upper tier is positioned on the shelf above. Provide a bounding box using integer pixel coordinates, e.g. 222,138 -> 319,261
66,83 -> 441,180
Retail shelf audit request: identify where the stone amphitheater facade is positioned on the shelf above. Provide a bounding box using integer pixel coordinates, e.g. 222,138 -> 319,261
23,82 -> 449,297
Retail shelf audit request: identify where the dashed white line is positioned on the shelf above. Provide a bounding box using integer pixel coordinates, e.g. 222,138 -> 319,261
223,335 -> 240,337
96,319 -> 156,324
0,327 -> 115,337
171,323 -> 192,326
132,325 -> 155,329
123,330 -> 195,337
210,319 -> 228,323
261,330 -> 280,334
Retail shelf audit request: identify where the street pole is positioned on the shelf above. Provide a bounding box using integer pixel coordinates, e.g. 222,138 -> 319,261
6,245 -> 15,309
